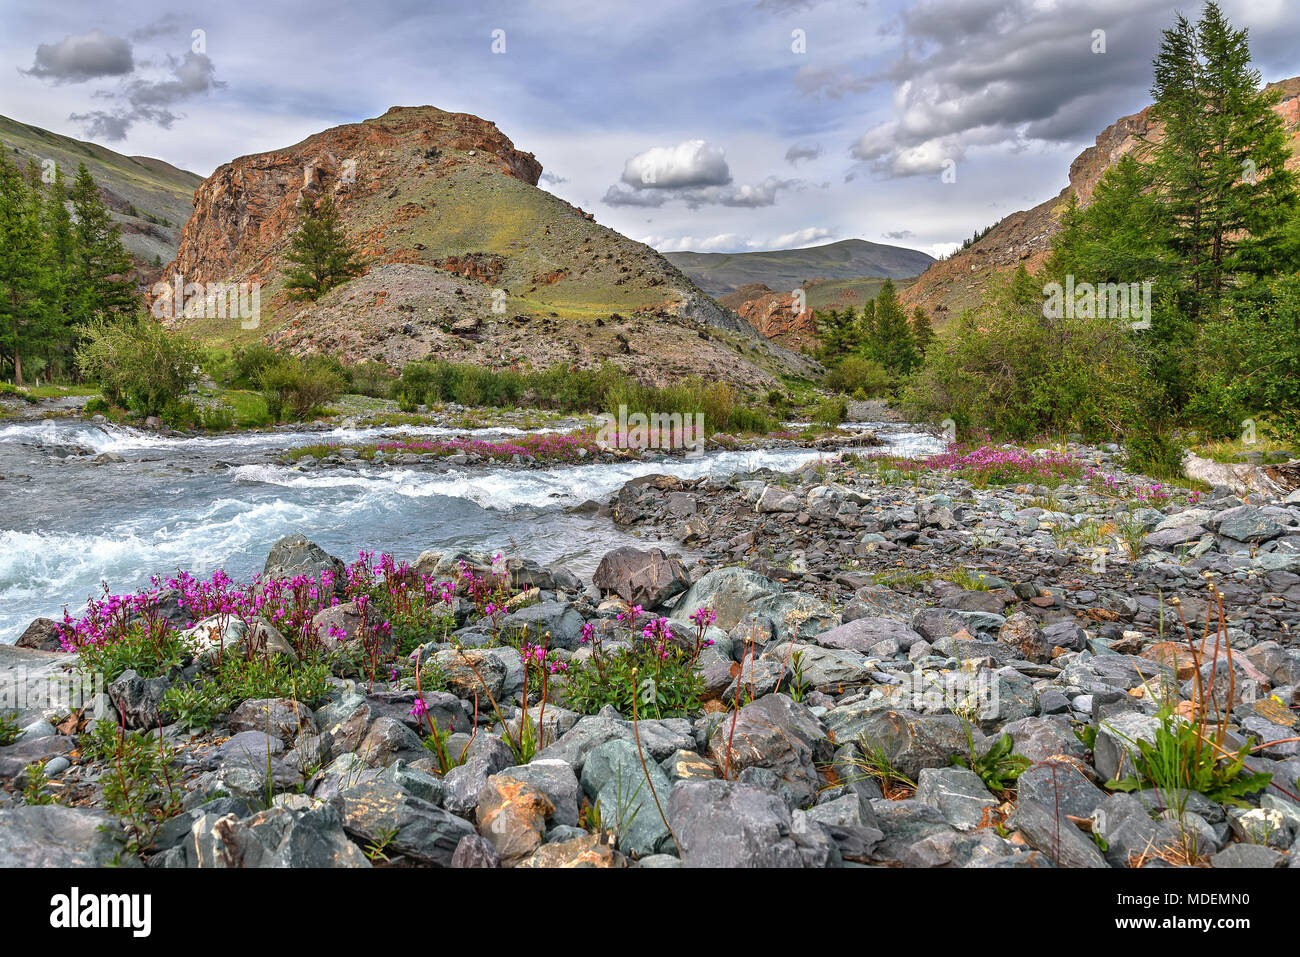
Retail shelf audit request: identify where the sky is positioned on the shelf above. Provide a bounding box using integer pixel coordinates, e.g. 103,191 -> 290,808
2,0 -> 1298,260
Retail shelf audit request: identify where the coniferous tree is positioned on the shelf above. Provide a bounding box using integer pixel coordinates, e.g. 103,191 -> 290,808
69,163 -> 137,325
0,152 -> 46,385
870,279 -> 917,373
284,193 -> 365,301
1147,2 -> 1297,307
910,306 -> 934,356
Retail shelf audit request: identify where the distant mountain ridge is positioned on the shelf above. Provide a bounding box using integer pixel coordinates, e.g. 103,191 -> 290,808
666,238 -> 936,297
0,113 -> 202,276
157,105 -> 816,385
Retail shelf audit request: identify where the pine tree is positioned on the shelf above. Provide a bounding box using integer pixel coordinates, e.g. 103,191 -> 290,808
910,306 -> 934,356
69,163 -> 137,325
41,166 -> 77,375
871,279 -> 917,373
1147,2 -> 1298,308
0,152 -> 46,385
283,193 -> 365,301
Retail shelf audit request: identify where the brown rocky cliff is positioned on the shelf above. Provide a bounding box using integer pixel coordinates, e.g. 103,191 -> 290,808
165,106 -> 541,287
901,76 -> 1300,323
719,283 -> 817,348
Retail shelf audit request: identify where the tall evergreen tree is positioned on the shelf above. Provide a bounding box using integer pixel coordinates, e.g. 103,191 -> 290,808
1147,2 -> 1297,308
69,163 -> 137,325
910,306 -> 934,356
284,193 -> 365,301
870,279 -> 917,373
0,152 -> 46,385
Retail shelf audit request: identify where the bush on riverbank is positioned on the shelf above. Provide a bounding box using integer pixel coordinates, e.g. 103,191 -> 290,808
395,359 -> 777,434
258,356 -> 347,421
75,314 -> 203,418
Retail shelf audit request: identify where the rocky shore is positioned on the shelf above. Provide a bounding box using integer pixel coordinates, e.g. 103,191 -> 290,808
2,439 -> 1298,869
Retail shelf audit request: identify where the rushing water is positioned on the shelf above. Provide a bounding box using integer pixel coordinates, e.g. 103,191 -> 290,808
0,418 -> 942,642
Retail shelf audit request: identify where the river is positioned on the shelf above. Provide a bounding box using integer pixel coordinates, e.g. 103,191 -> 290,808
0,418 -> 942,642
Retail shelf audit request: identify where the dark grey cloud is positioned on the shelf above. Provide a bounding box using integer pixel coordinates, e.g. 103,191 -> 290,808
842,0 -> 1181,177
539,172 -> 569,186
64,49 -> 224,141
22,30 -> 135,83
131,15 -> 183,42
883,229 -> 914,240
784,142 -> 823,164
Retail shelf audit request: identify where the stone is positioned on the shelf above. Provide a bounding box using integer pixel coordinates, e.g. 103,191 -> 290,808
849,709 -> 971,780
1016,760 -> 1105,819
1009,798 -> 1108,868
869,799 -> 956,862
15,617 -> 63,652
357,716 -> 425,767
0,805 -> 130,867
1210,844 -> 1287,868
107,669 -> 170,730
761,642 -> 872,690
707,693 -> 831,807
227,698 -> 317,743
914,767 -> 997,831
501,601 -> 586,649
331,780 -> 475,866
183,804 -> 368,868
670,567 -> 783,634
494,759 -> 582,826
441,736 -> 516,817
477,775 -> 555,866
1094,712 -> 1163,782
433,649 -> 509,701
263,534 -> 346,591
579,739 -> 675,858
592,546 -> 690,608
756,487 -> 800,514
518,833 -> 628,868
816,615 -> 923,653
451,833 -> 501,868
998,612 -> 1053,664
669,780 -> 807,867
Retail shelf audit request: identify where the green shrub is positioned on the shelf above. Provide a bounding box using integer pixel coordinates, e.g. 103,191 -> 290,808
230,343 -> 279,388
76,315 -> 203,418
825,356 -> 891,397
1122,428 -> 1185,480
347,359 -> 396,399
901,273 -> 1152,441
259,356 -> 345,421
562,644 -> 704,719
0,711 -> 22,746
811,396 -> 849,426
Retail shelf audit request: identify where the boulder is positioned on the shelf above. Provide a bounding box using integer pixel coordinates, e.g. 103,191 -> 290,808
592,547 -> 690,609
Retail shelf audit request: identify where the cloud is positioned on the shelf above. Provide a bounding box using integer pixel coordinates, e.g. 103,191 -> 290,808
620,139 -> 731,189
131,16 -> 183,42
771,226 -> 833,247
638,233 -> 754,252
22,30 -> 135,83
844,0 -> 1180,178
883,229 -> 914,240
784,142 -> 823,165
64,49 -> 225,141
794,64 -> 874,98
606,139 -> 801,209
539,172 -> 569,186
605,175 -> 799,209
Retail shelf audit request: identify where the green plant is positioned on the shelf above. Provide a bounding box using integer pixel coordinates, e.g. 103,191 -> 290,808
0,711 -> 22,746
363,826 -> 401,863
161,683 -> 225,733
811,395 -> 849,427
99,722 -> 184,853
563,645 -> 704,719
1122,428 -> 1185,480
951,731 -> 1031,795
258,356 -> 345,421
75,314 -> 203,418
22,761 -> 56,805
849,734 -> 916,799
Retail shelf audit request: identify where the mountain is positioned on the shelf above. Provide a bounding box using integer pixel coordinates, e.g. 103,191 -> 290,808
161,105 -> 814,386
718,276 -> 914,350
901,76 -> 1300,324
665,239 -> 935,297
0,113 -> 202,276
